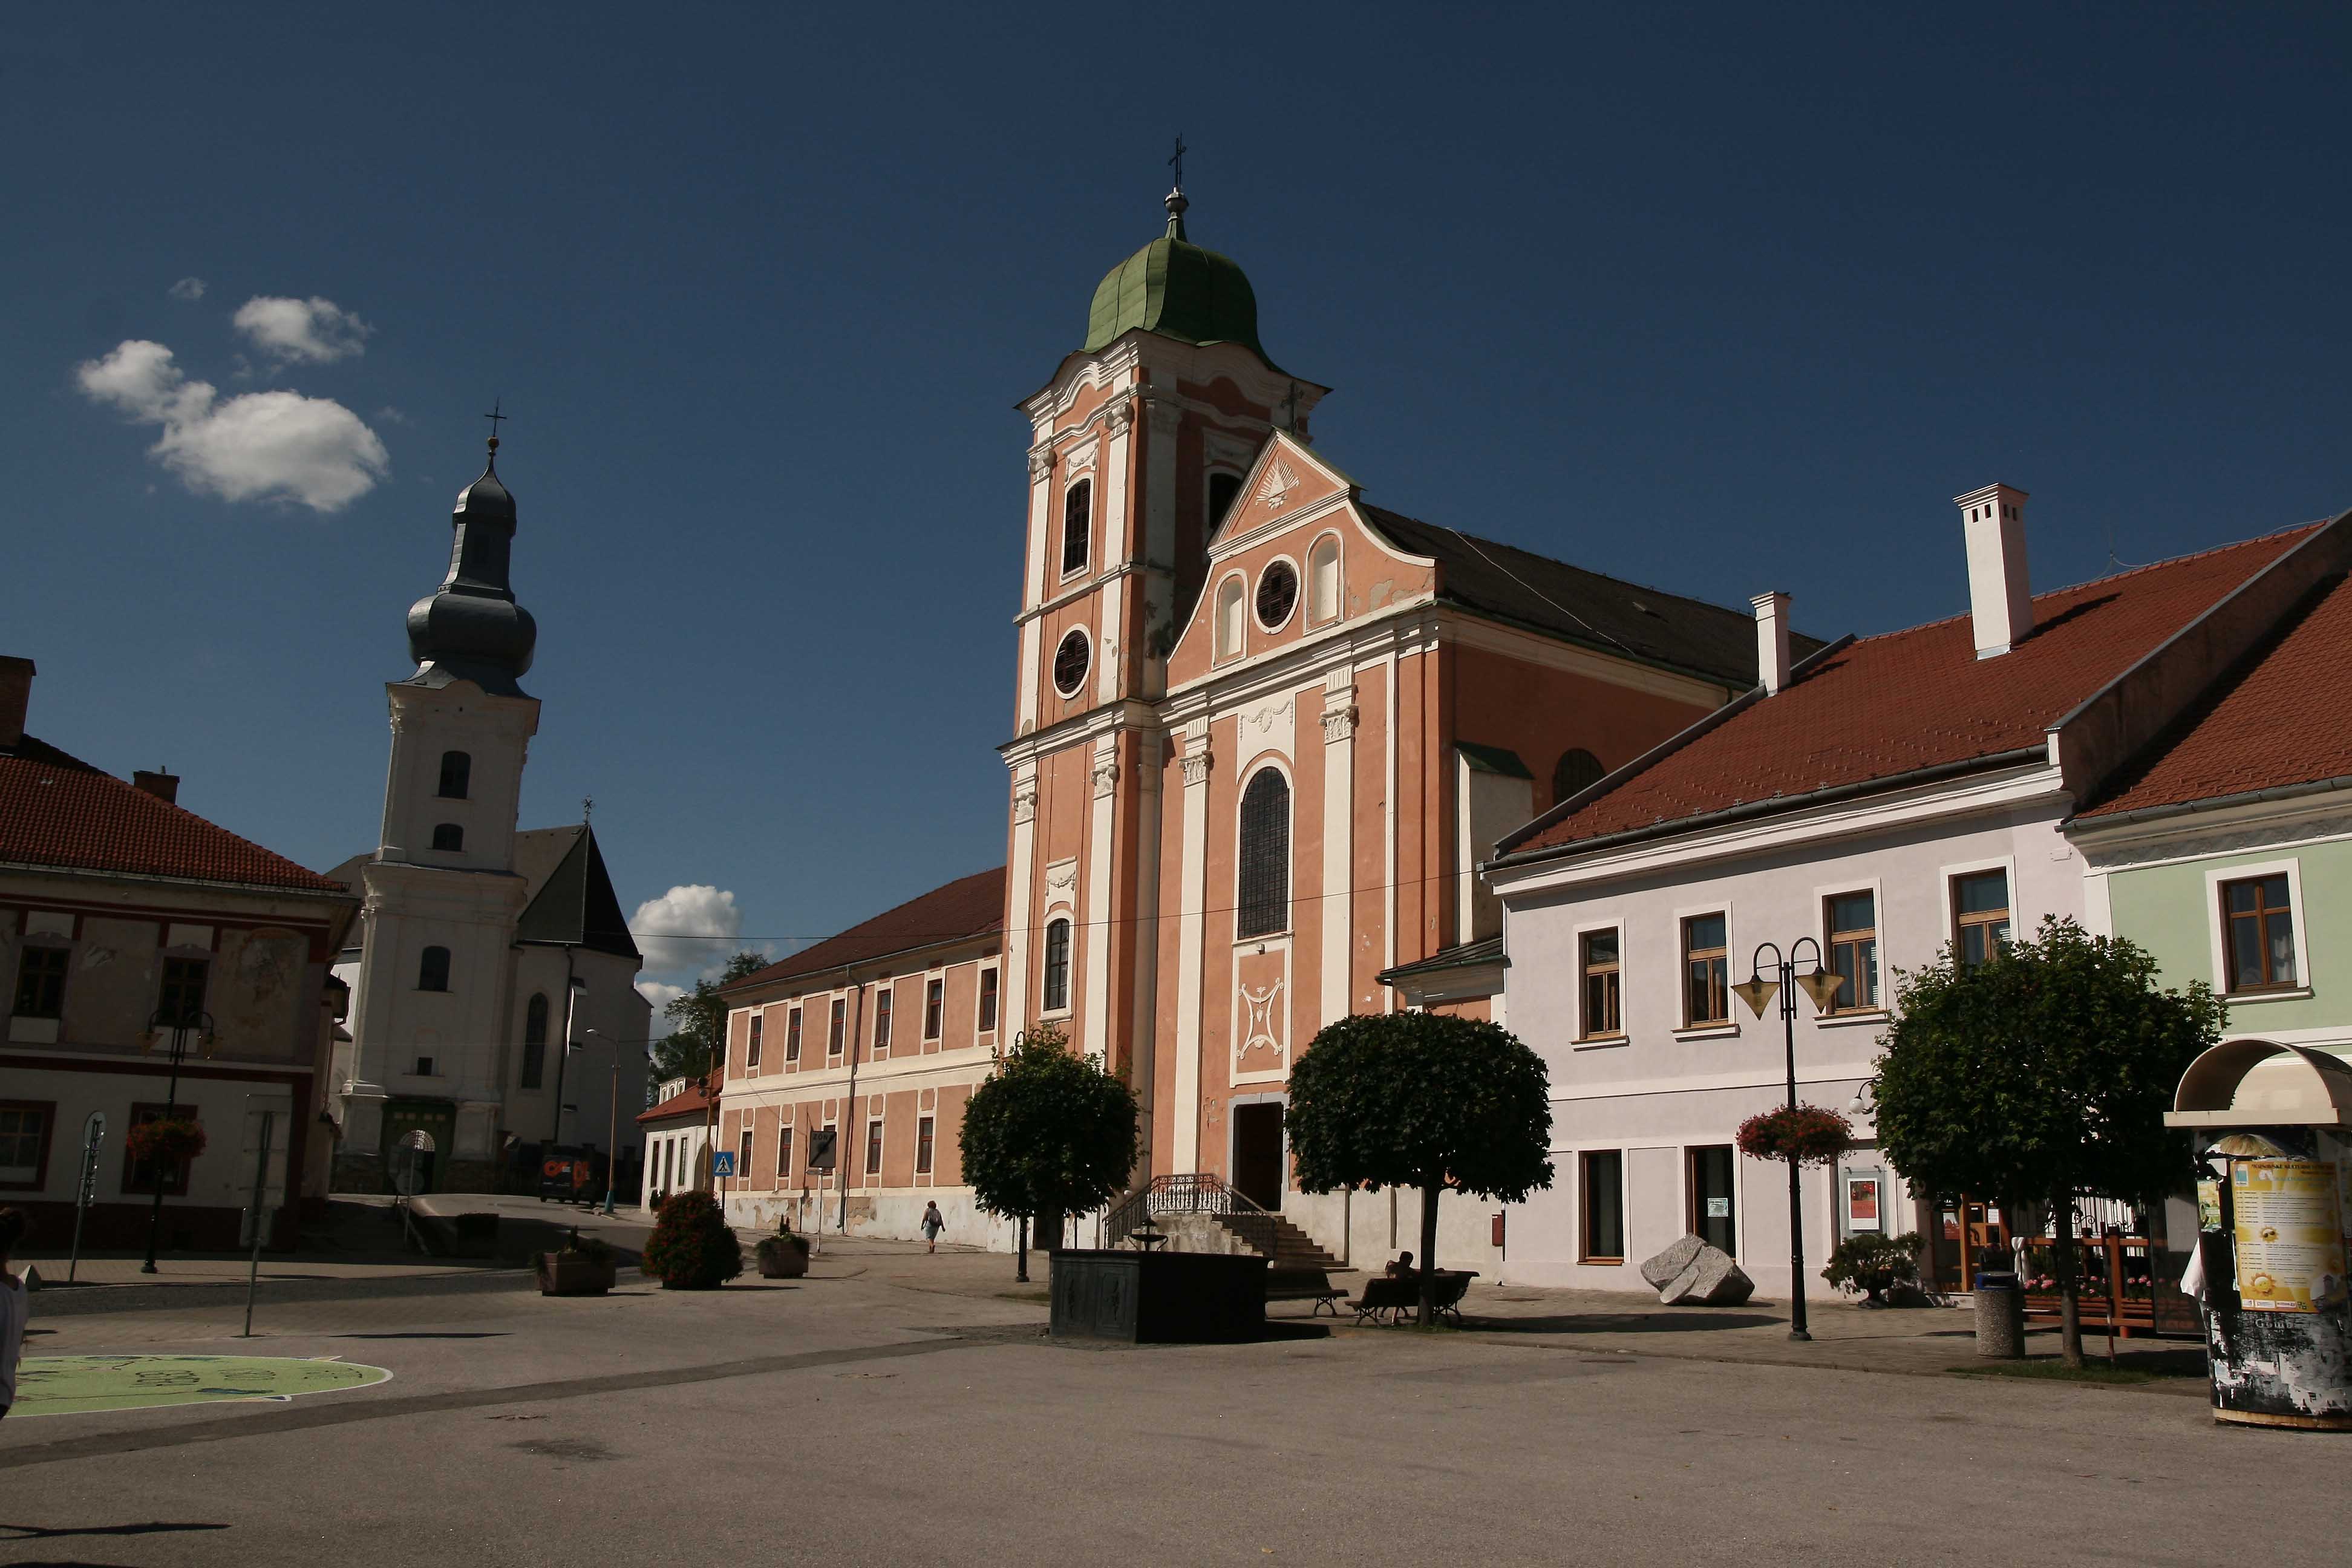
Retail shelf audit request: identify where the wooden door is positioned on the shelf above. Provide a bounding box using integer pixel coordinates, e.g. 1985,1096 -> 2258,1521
1231,1102 -> 1285,1211
1689,1145 -> 1736,1254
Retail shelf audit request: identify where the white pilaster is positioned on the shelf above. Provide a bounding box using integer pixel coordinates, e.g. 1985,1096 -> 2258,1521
1082,733 -> 1119,1055
1097,405 -> 1131,705
1128,730 -> 1164,1165
1320,674 -> 1357,1027
1172,719 -> 1212,1173
1004,763 -> 1038,1037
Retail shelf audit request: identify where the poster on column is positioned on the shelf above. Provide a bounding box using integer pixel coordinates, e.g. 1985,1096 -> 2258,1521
2230,1158 -> 2347,1313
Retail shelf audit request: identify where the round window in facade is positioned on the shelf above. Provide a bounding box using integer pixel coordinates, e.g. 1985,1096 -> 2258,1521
1052,629 -> 1091,697
1255,559 -> 1300,629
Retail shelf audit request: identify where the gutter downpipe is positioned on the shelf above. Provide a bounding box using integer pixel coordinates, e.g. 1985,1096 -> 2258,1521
838,977 -> 867,1233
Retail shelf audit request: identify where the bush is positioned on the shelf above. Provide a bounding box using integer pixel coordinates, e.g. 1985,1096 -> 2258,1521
560,1227 -> 613,1262
126,1118 -> 207,1165
639,1190 -> 742,1290
1820,1232 -> 1921,1298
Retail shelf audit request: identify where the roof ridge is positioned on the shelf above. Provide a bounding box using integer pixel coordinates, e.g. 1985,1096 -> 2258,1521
1360,503 -> 1761,622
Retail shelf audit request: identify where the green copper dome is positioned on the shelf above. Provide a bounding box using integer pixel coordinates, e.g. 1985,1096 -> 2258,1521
1082,192 -> 1274,367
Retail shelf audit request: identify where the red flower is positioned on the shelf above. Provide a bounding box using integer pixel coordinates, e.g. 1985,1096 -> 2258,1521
1734,1104 -> 1852,1167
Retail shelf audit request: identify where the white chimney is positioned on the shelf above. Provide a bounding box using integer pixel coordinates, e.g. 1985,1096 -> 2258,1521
1751,591 -> 1791,694
1955,483 -> 2033,658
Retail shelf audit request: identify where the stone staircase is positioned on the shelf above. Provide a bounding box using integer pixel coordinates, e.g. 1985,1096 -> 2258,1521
1211,1210 -> 1344,1272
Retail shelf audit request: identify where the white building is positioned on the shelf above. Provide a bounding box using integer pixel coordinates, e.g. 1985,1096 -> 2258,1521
1483,490 -> 2352,1296
327,435 -> 650,1195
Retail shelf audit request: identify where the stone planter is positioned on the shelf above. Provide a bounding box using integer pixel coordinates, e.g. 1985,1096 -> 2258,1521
537,1251 -> 618,1296
756,1238 -> 810,1279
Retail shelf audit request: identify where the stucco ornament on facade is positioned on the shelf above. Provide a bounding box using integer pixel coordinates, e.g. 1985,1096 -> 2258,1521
1011,785 -> 1037,825
1027,449 -> 1053,483
1319,702 -> 1358,743
1257,459 -> 1301,511
1238,977 -> 1284,1067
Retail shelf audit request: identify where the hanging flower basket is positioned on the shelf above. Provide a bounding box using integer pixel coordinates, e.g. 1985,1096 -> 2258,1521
126,1118 -> 207,1165
1735,1104 -> 1851,1167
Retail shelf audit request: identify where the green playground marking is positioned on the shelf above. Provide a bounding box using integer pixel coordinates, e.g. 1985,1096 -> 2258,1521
12,1354 -> 393,1417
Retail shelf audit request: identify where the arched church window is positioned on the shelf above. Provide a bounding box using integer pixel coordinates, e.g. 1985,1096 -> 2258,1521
1062,480 -> 1092,576
1255,560 -> 1299,629
431,823 -> 465,853
437,751 -> 471,800
1215,576 -> 1245,660
1552,747 -> 1605,806
1208,472 -> 1243,532
418,946 -> 451,993
1236,769 -> 1292,938
1309,537 -> 1341,623
1042,918 -> 1072,1013
1053,629 -> 1091,698
521,992 -> 549,1089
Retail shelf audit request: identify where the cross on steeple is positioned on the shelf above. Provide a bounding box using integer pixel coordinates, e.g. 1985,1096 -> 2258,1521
1167,133 -> 1187,192
482,397 -> 508,451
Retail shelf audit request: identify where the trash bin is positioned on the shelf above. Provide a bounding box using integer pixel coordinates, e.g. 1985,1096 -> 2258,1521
2167,1040 -> 2352,1429
1973,1270 -> 2025,1359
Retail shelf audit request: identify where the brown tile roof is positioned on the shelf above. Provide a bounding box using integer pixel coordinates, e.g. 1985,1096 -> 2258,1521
720,866 -> 1005,995
0,736 -> 350,893
638,1079 -> 711,1124
1502,526 -> 2319,858
2079,571 -> 2352,819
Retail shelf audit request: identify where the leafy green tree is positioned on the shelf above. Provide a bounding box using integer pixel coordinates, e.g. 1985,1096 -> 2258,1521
649,950 -> 771,1088
1287,1012 -> 1553,1326
1872,917 -> 2223,1366
959,1024 -> 1139,1281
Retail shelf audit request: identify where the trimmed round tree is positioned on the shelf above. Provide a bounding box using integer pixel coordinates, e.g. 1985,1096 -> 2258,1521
639,1189 -> 744,1290
959,1024 -> 1140,1281
1287,1012 -> 1553,1326
1872,917 -> 2223,1366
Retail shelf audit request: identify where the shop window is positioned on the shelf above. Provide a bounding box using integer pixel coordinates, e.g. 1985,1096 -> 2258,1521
1235,770 -> 1292,938
1579,929 -> 1622,1038
1682,913 -> 1728,1027
1825,891 -> 1880,1010
2222,874 -> 2298,991
1581,1150 -> 1624,1263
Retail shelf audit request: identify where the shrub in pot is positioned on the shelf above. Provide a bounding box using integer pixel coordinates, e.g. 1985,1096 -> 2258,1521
1820,1232 -> 1922,1307
126,1118 -> 207,1166
537,1228 -> 619,1296
756,1218 -> 810,1279
640,1191 -> 743,1290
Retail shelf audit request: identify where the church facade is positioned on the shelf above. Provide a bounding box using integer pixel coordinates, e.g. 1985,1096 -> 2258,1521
722,185 -> 1789,1263
328,437 -> 650,1195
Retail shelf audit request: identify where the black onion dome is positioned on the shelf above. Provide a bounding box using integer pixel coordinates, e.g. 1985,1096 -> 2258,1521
403,440 -> 536,696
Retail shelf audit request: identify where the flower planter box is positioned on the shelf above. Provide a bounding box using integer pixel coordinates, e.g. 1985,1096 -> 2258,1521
537,1252 -> 618,1296
757,1240 -> 810,1279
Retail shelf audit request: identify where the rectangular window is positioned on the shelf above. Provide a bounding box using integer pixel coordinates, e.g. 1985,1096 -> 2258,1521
777,1125 -> 793,1179
123,1101 -> 197,1196
977,968 -> 999,1034
828,998 -> 846,1056
1580,1150 -> 1624,1263
0,1102 -> 54,1190
1825,891 -> 1880,1011
739,1131 -> 753,1182
1579,929 -> 1622,1039
1681,914 -> 1727,1027
916,1115 -> 935,1175
1043,921 -> 1072,1013
786,1007 -> 802,1062
158,955 -> 209,1025
1952,871 -> 2011,968
924,978 -> 944,1040
875,988 -> 893,1050
2223,874 -> 2298,991
865,1119 -> 884,1176
13,945 -> 68,1020
746,1013 -> 763,1068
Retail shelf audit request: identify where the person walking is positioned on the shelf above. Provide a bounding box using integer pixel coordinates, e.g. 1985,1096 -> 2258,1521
0,1208 -> 27,1422
920,1200 -> 945,1254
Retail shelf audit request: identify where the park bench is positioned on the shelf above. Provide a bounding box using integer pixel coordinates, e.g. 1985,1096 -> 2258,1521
1348,1270 -> 1480,1325
1267,1266 -> 1348,1316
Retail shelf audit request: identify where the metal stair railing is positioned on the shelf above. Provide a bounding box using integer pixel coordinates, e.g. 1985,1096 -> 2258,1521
1094,1172 -> 1282,1258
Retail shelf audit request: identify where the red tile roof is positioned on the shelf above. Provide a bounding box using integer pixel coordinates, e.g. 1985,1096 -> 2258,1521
638,1080 -> 712,1124
721,866 -> 1005,995
1504,527 -> 2318,857
0,737 -> 350,893
2080,570 -> 2352,819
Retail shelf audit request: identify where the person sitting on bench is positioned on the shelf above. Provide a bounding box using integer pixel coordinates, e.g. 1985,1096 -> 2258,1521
1385,1250 -> 1417,1279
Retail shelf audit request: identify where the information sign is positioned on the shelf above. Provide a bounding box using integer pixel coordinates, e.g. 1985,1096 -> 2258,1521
2232,1158 -> 2347,1313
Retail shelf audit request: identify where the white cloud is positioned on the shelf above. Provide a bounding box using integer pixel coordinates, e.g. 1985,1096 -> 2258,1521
77,339 -> 390,512
232,294 -> 373,364
375,405 -> 408,425
168,276 -> 206,301
636,980 -> 687,1012
630,884 -> 747,979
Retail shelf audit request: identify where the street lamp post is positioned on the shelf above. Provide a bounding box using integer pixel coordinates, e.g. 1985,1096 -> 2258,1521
582,1029 -> 652,1216
138,1006 -> 216,1275
1733,939 -> 1844,1342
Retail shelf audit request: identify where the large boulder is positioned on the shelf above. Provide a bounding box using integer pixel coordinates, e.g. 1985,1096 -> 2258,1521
1640,1233 -> 1755,1305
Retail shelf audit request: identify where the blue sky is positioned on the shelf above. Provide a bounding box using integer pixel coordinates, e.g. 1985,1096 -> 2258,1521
5,5 -> 2348,1001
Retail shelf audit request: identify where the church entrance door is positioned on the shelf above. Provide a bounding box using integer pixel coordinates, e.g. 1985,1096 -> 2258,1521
1231,1102 -> 1285,1212
383,1100 -> 457,1194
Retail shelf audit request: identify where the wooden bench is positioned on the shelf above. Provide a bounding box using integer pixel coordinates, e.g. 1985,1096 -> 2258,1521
1266,1267 -> 1348,1316
1348,1270 -> 1480,1325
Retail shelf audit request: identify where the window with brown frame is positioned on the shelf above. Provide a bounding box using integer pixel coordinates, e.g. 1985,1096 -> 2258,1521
978,967 -> 999,1034
865,1119 -> 884,1176
1952,871 -> 2011,969
158,955 -> 209,1024
1061,480 -> 1092,575
2222,874 -> 2298,992
1236,769 -> 1292,938
746,1013 -> 763,1068
1580,1149 -> 1624,1263
122,1102 -> 198,1196
1579,929 -> 1622,1038
916,1115 -> 935,1175
785,1007 -> 802,1062
13,944 -> 68,1019
1682,913 -> 1728,1027
1824,890 -> 1880,1011
777,1125 -> 793,1180
0,1100 -> 55,1191
828,998 -> 846,1056
924,977 -> 945,1039
1044,921 -> 1072,1013
874,987 -> 894,1050
739,1131 -> 753,1182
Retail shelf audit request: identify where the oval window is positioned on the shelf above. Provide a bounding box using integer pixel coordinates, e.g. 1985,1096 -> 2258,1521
1255,560 -> 1299,629
1053,629 -> 1091,697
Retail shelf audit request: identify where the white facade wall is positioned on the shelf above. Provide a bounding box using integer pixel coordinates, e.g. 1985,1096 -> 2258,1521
1492,768 -> 2082,1297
